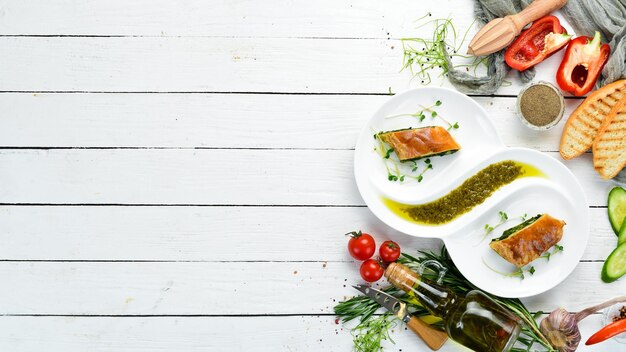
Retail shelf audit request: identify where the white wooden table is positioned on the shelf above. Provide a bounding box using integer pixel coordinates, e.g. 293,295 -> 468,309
0,1 -> 624,350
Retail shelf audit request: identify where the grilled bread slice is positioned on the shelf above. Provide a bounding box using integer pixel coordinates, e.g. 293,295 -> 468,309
560,79 -> 626,160
593,96 -> 626,179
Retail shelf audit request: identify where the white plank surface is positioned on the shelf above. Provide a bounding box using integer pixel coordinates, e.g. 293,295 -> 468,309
0,149 -> 612,206
0,93 -> 583,150
0,0 -> 476,38
0,206 -> 616,261
1,0 -> 623,351
0,261 -> 615,315
0,36 -> 568,95
0,315 -> 620,352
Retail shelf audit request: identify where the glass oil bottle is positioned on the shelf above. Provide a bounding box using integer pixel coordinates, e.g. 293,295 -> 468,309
385,262 -> 521,352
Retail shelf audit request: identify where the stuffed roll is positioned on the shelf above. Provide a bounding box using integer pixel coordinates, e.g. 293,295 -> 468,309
490,214 -> 566,267
377,126 -> 461,162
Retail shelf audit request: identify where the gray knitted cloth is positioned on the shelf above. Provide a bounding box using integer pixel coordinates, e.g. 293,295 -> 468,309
448,0 -> 626,94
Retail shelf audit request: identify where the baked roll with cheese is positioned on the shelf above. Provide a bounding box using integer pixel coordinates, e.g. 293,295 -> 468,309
377,126 -> 461,162
490,214 -> 566,267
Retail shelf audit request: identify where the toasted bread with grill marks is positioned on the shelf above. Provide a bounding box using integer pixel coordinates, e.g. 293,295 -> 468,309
560,79 -> 626,160
593,96 -> 626,179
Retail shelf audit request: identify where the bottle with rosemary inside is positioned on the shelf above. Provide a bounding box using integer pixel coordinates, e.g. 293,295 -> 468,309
385,262 -> 521,352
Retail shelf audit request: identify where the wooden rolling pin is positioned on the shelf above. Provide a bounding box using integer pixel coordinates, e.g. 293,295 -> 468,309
467,0 -> 568,56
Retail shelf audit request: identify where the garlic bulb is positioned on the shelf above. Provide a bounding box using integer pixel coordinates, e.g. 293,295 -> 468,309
540,308 -> 579,352
540,296 -> 626,352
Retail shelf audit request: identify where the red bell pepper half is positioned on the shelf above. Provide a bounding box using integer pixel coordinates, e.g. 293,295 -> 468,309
505,15 -> 571,71
556,31 -> 610,96
585,317 -> 626,345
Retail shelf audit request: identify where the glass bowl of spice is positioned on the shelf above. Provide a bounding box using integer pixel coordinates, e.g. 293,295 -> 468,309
516,81 -> 565,131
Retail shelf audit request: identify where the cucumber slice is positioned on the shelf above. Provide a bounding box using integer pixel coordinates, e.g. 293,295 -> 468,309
618,219 -> 626,245
608,187 -> 626,235
601,242 -> 626,283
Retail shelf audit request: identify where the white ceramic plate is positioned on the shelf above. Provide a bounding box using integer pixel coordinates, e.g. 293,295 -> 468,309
354,87 -> 589,298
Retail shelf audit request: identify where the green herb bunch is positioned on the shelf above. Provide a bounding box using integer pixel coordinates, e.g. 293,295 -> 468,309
401,15 -> 487,85
334,247 -> 556,352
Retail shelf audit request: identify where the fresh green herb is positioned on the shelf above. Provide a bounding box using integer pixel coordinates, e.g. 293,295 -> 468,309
401,16 -> 486,85
386,100 -> 459,130
480,211 -> 529,243
352,314 -> 397,352
335,248 -> 555,351
485,211 -> 509,234
482,257 -> 536,280
416,159 -> 433,183
483,243 -> 563,280
383,148 -> 394,159
385,101 -> 439,121
540,244 -> 564,261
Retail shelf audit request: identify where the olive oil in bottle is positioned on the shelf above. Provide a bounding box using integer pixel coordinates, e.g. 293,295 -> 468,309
385,262 -> 521,352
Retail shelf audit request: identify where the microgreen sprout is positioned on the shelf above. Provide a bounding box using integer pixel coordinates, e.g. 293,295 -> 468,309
478,211 -> 527,244
373,132 -> 435,183
482,257 -> 536,280
385,100 -> 459,130
401,17 -> 486,85
540,244 -> 564,261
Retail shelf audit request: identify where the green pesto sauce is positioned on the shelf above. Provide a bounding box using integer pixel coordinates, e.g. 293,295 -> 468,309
383,161 -> 544,225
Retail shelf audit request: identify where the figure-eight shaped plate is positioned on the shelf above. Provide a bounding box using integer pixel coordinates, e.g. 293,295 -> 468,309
354,87 -> 589,298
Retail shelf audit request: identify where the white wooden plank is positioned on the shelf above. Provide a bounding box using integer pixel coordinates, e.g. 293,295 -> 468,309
0,206 -> 615,261
0,261 -> 622,315
0,149 -> 611,206
0,315 -> 618,352
0,37 -> 557,94
0,0 -> 475,38
0,93 -> 582,151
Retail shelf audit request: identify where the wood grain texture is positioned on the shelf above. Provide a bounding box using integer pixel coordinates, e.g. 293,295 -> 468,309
0,261 -> 620,315
0,36 -> 568,94
0,93 -> 582,150
0,206 -> 615,261
0,149 -> 610,206
0,0 -> 475,38
0,1 -> 616,351
0,315 -> 618,352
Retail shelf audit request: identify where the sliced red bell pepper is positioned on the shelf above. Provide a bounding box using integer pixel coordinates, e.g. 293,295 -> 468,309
556,31 -> 610,96
585,317 -> 626,345
505,15 -> 571,71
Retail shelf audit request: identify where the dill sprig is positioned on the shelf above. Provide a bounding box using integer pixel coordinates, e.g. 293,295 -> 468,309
352,314 -> 397,352
401,16 -> 487,85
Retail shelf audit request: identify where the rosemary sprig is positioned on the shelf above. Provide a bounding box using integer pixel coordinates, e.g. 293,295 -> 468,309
335,247 -> 555,351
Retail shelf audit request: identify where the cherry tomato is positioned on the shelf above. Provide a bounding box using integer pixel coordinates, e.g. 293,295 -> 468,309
346,231 -> 376,260
379,241 -> 401,262
360,259 -> 384,282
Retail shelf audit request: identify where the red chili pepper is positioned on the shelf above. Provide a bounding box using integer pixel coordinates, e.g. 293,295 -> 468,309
585,318 -> 626,345
556,31 -> 610,96
505,15 -> 570,71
